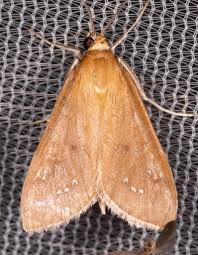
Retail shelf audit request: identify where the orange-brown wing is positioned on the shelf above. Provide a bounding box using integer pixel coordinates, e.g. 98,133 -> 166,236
21,61 -> 99,232
100,61 -> 177,230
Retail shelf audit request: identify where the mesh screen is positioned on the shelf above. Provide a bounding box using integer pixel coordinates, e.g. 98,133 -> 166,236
0,0 -> 198,254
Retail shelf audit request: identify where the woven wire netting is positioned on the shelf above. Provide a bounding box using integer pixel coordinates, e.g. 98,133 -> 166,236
0,0 -> 198,254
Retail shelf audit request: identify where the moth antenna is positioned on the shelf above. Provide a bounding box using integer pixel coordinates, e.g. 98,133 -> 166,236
102,0 -> 128,35
111,0 -> 150,51
83,1 -> 96,35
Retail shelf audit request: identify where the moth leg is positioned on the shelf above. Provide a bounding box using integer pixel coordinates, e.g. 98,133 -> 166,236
31,115 -> 50,125
118,58 -> 198,118
29,29 -> 82,59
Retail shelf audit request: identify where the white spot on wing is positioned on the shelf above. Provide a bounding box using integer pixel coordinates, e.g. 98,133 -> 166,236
130,187 -> 137,193
123,177 -> 129,184
146,170 -> 152,175
56,187 -> 70,195
72,179 -> 78,186
139,189 -> 144,194
57,189 -> 62,195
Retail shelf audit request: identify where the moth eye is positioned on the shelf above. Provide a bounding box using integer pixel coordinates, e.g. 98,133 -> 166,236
83,37 -> 94,50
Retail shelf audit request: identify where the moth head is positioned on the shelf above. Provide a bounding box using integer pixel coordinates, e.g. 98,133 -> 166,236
82,1 -> 150,54
84,33 -> 110,51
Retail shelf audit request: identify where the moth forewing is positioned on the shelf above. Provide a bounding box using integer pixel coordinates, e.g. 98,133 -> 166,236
21,62 -> 99,232
99,57 -> 177,229
21,34 -> 177,232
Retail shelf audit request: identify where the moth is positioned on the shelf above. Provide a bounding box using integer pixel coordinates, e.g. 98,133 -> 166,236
21,0 -> 181,232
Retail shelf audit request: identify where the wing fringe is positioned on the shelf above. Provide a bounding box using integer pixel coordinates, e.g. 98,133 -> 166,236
100,192 -> 161,230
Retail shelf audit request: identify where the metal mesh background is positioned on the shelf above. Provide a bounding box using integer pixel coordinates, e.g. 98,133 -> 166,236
0,0 -> 198,254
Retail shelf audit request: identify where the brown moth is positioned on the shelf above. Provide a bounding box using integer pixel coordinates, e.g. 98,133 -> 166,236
21,0 -> 178,232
